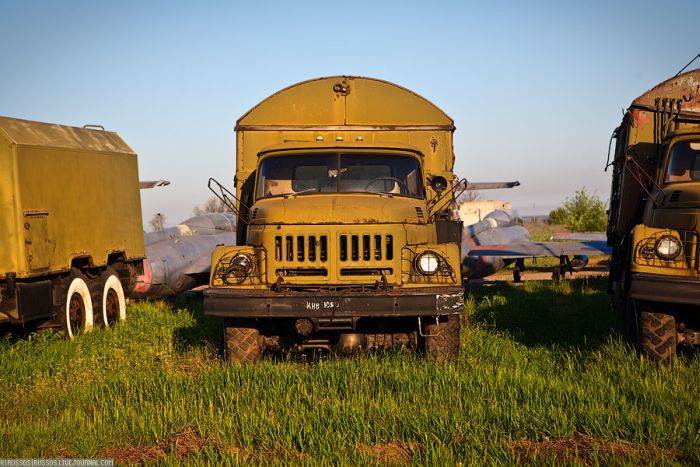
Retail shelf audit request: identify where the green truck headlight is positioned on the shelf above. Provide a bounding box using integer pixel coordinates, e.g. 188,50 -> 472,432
415,251 -> 440,275
655,236 -> 681,261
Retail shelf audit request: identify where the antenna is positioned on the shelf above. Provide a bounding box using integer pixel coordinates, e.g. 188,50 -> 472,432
675,52 -> 700,77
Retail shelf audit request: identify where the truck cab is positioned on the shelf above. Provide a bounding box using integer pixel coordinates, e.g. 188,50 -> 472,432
607,70 -> 700,362
203,76 -> 464,362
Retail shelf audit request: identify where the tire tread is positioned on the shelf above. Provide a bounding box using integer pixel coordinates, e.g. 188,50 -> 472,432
423,314 -> 461,362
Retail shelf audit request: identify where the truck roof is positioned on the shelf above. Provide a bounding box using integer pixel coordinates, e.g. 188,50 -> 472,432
0,116 -> 135,155
631,69 -> 700,114
236,76 -> 454,130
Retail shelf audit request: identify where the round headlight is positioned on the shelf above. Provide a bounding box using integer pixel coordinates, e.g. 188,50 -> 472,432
655,236 -> 681,260
416,251 -> 440,275
225,253 -> 254,279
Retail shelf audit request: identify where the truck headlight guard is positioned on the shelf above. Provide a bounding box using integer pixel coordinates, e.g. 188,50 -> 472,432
222,253 -> 254,283
415,251 -> 440,275
655,235 -> 681,261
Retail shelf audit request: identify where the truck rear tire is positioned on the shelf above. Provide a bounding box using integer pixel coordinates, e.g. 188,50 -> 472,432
638,307 -> 677,364
422,314 -> 460,362
224,319 -> 262,363
63,271 -> 94,339
100,268 -> 127,327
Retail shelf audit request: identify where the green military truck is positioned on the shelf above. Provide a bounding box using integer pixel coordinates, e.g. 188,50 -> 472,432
607,69 -> 700,362
0,117 -> 145,337
204,76 -> 465,362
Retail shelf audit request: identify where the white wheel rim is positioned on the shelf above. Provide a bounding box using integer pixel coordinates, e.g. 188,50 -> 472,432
102,274 -> 127,326
64,277 -> 93,339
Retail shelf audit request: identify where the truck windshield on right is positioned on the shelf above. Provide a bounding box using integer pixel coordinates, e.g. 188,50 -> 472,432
608,69 -> 700,362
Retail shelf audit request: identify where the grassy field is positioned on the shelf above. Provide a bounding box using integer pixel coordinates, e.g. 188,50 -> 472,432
1,278 -> 699,465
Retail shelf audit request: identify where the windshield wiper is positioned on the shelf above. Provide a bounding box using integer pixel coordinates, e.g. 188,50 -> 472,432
283,188 -> 319,197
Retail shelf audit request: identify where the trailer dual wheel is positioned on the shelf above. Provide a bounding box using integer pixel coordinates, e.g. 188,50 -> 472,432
63,271 -> 94,339
636,302 -> 677,364
99,267 -> 127,327
223,319 -> 263,363
421,314 -> 460,362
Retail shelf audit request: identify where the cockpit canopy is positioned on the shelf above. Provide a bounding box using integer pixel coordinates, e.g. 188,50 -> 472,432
256,152 -> 423,199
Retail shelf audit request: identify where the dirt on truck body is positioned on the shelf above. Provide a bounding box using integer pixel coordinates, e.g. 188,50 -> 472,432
203,76 -> 465,362
0,117 -> 144,337
607,69 -> 700,362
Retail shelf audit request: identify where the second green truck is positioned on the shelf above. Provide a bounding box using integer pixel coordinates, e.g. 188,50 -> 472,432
608,69 -> 700,362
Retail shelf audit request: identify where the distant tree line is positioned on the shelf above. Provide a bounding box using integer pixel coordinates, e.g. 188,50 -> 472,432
193,196 -> 234,216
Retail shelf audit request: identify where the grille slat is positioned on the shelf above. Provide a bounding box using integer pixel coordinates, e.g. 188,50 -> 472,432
274,233 -> 393,266
339,234 -> 393,263
276,234 -> 328,262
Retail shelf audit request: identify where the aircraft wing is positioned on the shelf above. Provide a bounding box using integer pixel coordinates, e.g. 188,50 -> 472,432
464,181 -> 520,190
467,241 -> 610,259
140,180 -> 171,189
550,232 -> 607,242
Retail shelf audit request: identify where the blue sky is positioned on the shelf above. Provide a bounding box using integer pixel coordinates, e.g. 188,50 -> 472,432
2,0 -> 699,225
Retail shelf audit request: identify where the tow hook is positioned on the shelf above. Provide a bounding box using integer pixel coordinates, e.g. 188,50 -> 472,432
417,316 -> 441,337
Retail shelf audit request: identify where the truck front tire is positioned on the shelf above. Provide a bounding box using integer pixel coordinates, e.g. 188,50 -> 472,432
638,306 -> 677,363
422,314 -> 461,362
63,271 -> 94,339
223,319 -> 263,363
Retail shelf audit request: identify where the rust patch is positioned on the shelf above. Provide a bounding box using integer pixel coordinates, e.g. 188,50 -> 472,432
632,70 -> 700,113
630,108 -> 650,128
357,441 -> 423,464
511,432 -> 680,464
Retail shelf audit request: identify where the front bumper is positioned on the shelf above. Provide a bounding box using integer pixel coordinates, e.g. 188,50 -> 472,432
629,273 -> 700,305
203,286 -> 464,318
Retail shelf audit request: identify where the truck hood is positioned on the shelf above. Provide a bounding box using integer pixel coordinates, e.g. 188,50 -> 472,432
649,185 -> 700,230
249,194 -> 427,225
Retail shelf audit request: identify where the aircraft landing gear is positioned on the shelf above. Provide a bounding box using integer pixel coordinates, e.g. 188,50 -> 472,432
513,258 -> 525,283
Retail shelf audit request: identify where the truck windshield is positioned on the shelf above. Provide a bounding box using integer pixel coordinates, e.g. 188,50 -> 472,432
256,153 -> 423,199
665,140 -> 700,184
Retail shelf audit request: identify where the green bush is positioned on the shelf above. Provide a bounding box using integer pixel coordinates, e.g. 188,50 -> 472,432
549,188 -> 607,232
548,207 -> 569,225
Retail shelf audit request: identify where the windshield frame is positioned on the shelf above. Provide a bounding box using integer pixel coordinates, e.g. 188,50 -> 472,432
254,149 -> 425,200
662,137 -> 700,186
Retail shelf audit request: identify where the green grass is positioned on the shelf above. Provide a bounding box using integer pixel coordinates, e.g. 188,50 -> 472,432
0,278 -> 699,465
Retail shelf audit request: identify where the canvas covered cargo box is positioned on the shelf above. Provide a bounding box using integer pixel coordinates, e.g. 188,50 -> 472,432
233,76 -> 457,201
0,116 -> 145,281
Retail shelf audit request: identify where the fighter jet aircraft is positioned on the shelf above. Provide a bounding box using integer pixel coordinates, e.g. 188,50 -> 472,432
451,179 -> 610,282
460,208 -> 610,282
131,181 -> 237,297
132,212 -> 237,297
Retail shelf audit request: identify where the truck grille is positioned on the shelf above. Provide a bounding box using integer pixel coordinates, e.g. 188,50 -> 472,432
270,231 -> 399,282
275,235 -> 328,262
339,234 -> 393,262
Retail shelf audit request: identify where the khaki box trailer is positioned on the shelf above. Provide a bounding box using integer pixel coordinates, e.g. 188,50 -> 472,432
0,116 -> 144,335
